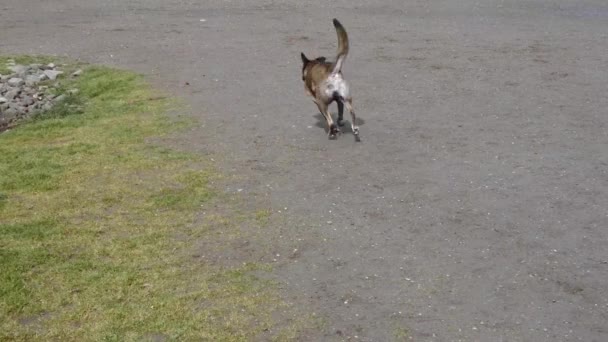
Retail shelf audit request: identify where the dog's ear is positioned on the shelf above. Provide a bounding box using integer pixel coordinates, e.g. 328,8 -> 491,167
301,52 -> 309,64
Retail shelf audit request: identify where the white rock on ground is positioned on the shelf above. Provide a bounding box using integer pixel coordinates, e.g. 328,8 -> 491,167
43,69 -> 63,81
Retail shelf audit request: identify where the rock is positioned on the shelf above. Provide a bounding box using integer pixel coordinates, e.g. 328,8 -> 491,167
42,102 -> 54,111
4,106 -> 20,119
7,78 -> 25,87
22,86 -> 36,96
8,65 -> 29,75
0,61 -> 76,128
5,89 -> 20,100
43,70 -> 63,81
25,74 -> 42,86
21,96 -> 35,106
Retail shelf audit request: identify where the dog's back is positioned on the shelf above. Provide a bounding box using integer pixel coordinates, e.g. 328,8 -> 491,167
301,19 -> 349,98
302,59 -> 333,97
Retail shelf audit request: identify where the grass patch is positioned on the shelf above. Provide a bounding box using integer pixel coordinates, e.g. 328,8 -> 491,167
0,55 -> 57,74
0,57 -> 302,340
393,326 -> 410,341
255,209 -> 272,226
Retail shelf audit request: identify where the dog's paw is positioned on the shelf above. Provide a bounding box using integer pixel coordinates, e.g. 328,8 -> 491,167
329,124 -> 341,139
352,126 -> 360,136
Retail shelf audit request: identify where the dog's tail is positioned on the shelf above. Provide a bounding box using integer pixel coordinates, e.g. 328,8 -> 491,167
331,18 -> 349,75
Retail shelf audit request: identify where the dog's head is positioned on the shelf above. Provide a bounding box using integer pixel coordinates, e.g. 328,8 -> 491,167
300,52 -> 326,81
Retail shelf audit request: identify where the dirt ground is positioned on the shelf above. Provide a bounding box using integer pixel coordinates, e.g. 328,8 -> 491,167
2,0 -> 607,341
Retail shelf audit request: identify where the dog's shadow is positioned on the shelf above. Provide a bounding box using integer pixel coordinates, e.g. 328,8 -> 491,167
314,113 -> 365,141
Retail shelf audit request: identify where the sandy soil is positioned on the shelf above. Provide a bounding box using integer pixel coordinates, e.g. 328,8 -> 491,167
2,1 -> 607,340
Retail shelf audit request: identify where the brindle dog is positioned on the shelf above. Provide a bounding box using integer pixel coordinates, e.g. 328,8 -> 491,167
301,19 -> 359,139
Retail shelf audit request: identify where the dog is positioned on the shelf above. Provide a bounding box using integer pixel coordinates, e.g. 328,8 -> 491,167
301,18 -> 359,139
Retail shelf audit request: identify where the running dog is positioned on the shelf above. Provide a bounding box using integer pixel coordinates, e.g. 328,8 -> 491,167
300,19 -> 359,139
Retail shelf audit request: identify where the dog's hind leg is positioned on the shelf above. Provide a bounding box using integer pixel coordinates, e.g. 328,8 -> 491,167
337,100 -> 345,127
315,100 -> 340,139
345,98 -> 359,136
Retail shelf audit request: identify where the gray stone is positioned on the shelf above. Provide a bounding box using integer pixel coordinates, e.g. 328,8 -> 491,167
43,70 -> 63,81
25,74 -> 42,86
7,78 -> 25,87
5,89 -> 20,100
21,96 -> 35,106
9,102 -> 25,110
0,62 -> 70,127
4,106 -> 19,119
8,64 -> 29,75
42,102 -> 54,111
71,69 -> 83,77
22,87 -> 36,96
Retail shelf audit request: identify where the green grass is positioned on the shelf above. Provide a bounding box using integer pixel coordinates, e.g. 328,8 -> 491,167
393,326 -> 410,341
0,57 -> 304,341
0,55 -> 57,74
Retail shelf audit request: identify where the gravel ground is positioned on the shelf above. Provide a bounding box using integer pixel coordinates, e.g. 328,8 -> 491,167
1,1 -> 607,341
